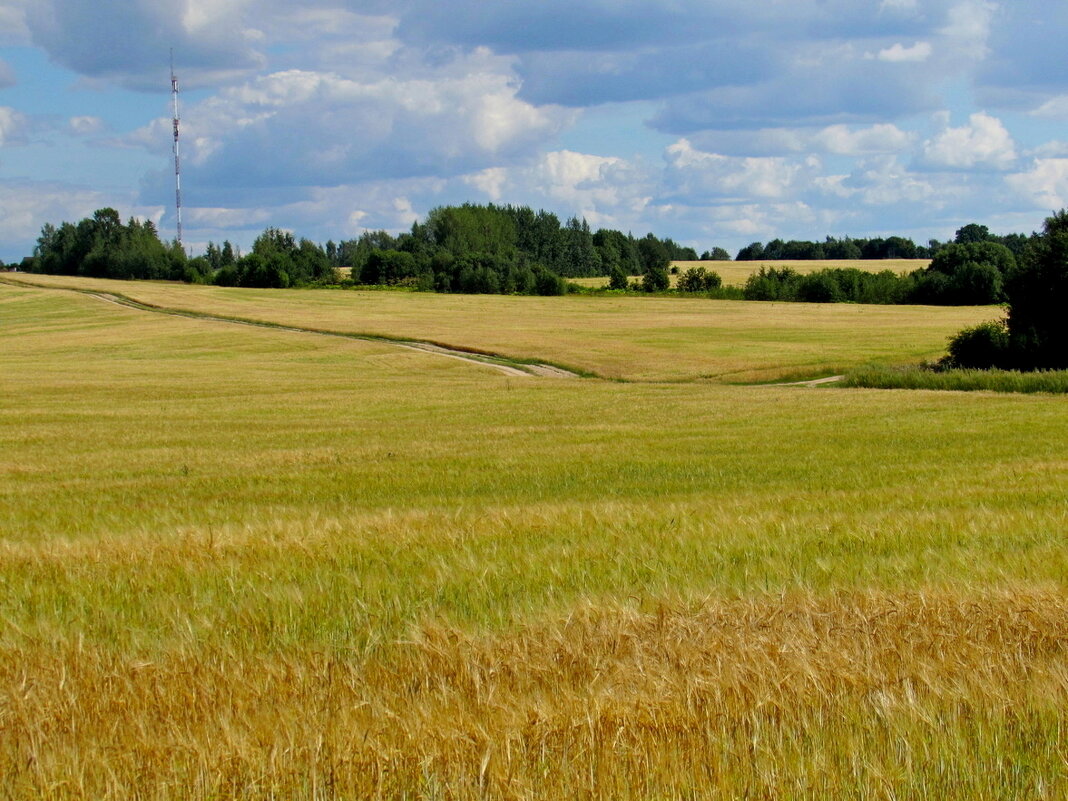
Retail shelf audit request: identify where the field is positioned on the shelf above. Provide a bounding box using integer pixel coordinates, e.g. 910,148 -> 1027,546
2,276 -> 1066,799
3,272 -> 985,382
570,258 -> 931,289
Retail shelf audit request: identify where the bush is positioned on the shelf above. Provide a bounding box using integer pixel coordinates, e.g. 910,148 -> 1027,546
944,320 -> 1011,369
607,265 -> 629,290
677,267 -> 723,293
641,264 -> 670,292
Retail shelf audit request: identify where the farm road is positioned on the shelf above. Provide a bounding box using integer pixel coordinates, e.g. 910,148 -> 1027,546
0,276 -> 577,379
85,290 -> 580,379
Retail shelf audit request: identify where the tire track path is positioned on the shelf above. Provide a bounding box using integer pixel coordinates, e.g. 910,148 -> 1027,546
1,277 -> 579,379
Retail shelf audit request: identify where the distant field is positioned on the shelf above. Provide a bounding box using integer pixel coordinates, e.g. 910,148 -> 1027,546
3,278 -> 1064,799
3,273 -> 987,382
572,258 -> 931,289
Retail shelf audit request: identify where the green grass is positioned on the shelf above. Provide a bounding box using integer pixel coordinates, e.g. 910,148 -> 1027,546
843,365 -> 1068,393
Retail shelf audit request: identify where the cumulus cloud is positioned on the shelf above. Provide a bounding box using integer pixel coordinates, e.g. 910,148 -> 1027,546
23,0 -> 265,89
68,116 -> 105,136
0,179 -> 163,260
0,106 -> 28,146
691,124 -> 913,157
0,57 -> 14,88
938,0 -> 996,62
1030,96 -> 1068,120
460,151 -> 651,229
844,156 -> 941,206
1006,159 -> 1068,210
664,140 -> 815,200
920,112 -> 1016,170
4,0 -> 1064,261
125,64 -> 573,197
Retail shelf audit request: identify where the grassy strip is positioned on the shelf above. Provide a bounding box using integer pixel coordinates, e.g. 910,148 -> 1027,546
843,365 -> 1068,393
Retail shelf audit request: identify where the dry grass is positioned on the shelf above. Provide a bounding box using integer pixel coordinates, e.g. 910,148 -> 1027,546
3,273 -> 985,382
5,592 -> 1068,799
570,259 -> 931,290
673,258 -> 929,288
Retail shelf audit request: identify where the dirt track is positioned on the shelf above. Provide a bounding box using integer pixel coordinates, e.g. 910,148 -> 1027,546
82,290 -> 580,379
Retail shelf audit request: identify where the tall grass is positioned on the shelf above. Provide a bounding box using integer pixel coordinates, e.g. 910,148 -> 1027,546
843,365 -> 1068,393
3,280 -> 1068,798
5,593 -> 1068,799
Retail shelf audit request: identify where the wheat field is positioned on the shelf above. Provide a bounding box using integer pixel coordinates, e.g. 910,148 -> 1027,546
2,273 -> 988,382
2,278 -> 1066,799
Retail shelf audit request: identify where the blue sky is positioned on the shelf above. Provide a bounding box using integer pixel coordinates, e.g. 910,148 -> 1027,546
2,0 -> 1068,262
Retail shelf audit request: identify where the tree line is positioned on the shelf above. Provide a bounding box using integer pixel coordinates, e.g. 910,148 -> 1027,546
734,224 -> 1031,261
20,203 -> 717,296
742,240 -> 1016,306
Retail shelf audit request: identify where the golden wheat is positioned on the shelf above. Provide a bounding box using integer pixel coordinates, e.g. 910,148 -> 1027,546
4,592 -> 1067,799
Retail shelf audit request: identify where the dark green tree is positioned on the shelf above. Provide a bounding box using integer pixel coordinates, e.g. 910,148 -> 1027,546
1004,210 -> 1068,368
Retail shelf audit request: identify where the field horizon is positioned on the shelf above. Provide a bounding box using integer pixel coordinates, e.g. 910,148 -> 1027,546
2,272 -> 989,383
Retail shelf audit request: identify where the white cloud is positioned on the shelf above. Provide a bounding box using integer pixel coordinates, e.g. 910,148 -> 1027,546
921,112 -> 1016,170
939,0 -> 996,62
458,151 -> 648,228
847,156 -> 942,206
814,124 -> 914,155
184,206 -> 271,229
463,167 -> 508,201
876,42 -> 933,62
691,124 -> 912,157
1027,141 -> 1068,159
0,106 -> 28,146
123,65 -> 574,190
1030,96 -> 1068,119
665,139 -> 810,199
68,116 -> 105,136
1006,159 -> 1068,210
0,1 -> 29,45
0,180 -> 162,258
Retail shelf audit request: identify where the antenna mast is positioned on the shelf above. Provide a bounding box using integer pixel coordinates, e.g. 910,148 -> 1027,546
170,50 -> 183,247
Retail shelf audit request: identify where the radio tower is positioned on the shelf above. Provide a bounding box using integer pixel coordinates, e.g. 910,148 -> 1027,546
170,51 -> 183,247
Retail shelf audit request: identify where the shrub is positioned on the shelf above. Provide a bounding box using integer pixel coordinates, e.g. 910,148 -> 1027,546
944,320 -> 1011,369
641,265 -> 670,292
677,267 -> 723,293
608,265 -> 629,290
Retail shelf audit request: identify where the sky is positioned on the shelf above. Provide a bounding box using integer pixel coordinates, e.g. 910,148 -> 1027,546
2,0 -> 1068,262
